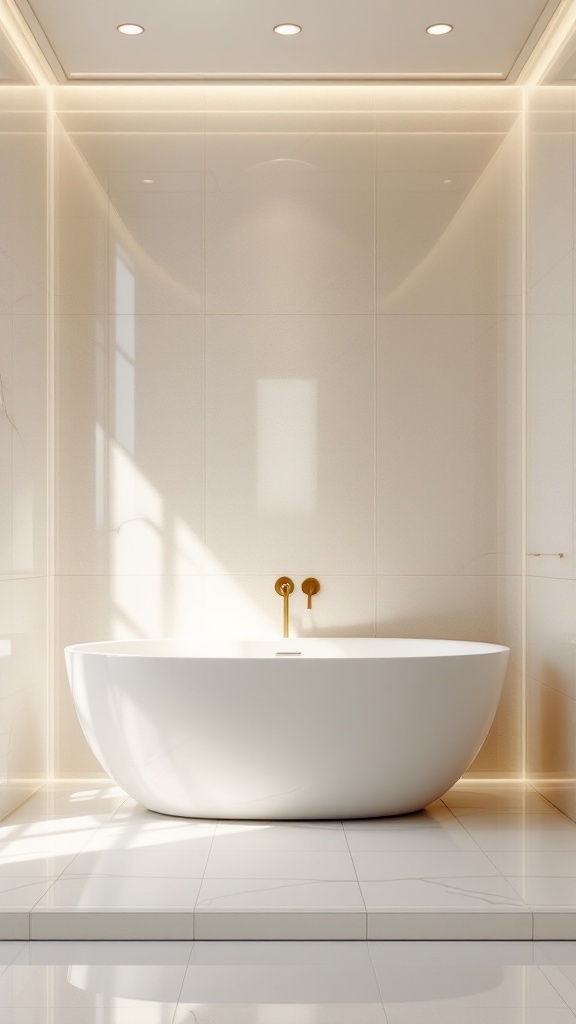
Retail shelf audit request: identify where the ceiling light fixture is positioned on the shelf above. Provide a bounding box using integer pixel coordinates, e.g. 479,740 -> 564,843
143,178 -> 154,184
426,23 -> 453,35
117,23 -> 145,35
273,23 -> 302,35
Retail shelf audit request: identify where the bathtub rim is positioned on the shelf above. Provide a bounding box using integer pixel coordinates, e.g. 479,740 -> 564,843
65,637 -> 511,660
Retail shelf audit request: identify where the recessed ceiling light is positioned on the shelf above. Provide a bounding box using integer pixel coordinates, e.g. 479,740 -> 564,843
143,178 -> 154,184
117,23 -> 145,35
273,23 -> 302,35
426,23 -> 453,35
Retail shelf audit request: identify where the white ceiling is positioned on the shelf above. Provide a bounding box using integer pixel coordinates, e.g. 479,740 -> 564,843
12,0 -> 565,82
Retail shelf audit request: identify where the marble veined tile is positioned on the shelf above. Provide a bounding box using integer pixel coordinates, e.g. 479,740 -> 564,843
360,876 -> 527,910
0,941 -> 26,975
0,827 -> 100,862
181,939 -> 382,1003
345,827 -> 481,853
174,1005 -> 388,1024
62,845 -> 212,879
442,785 -> 557,814
342,802 -> 460,829
81,817 -> 217,853
352,850 -> 502,880
384,1007 -> 576,1023
467,829 -> 576,854
196,879 -> 365,912
0,960 -> 186,1009
3,784 -> 127,823
508,877 -> 576,907
211,823 -> 348,853
31,874 -> 203,911
371,957 -> 565,1008
203,851 -> 357,881
12,940 -> 193,965
0,878 -> 55,910
368,941 -> 537,966
455,813 -> 576,831
0,848 -> 73,878
488,852 -> 576,877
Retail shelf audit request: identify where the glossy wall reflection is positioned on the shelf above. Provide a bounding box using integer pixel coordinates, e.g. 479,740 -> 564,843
526,87 -> 576,819
0,86 -> 49,813
51,86 -> 524,778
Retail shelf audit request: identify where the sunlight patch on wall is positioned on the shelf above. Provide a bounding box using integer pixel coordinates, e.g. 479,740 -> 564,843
257,379 -> 317,514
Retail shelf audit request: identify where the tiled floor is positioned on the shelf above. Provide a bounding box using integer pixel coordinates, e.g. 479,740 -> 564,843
4,939 -> 576,1021
1,780 -> 576,939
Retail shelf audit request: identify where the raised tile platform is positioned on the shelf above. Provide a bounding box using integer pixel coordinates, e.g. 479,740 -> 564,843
0,780 -> 575,939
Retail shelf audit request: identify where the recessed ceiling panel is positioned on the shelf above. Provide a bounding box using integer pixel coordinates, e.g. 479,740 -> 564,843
15,0 -> 563,81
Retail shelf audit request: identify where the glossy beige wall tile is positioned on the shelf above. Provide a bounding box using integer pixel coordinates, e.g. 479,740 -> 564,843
0,87 -> 48,815
526,88 -> 576,818
52,86 -> 523,779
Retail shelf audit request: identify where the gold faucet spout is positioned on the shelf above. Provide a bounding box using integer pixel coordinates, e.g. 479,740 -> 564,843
275,577 -> 294,639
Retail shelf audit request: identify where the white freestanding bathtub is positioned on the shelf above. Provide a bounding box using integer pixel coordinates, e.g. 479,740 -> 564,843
65,638 -> 509,819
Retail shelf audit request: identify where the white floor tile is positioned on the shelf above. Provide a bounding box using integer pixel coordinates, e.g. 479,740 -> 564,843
0,878 -> 54,910
3,785 -> 126,824
455,814 -> 576,831
540,962 -> 576,1013
9,1011 -> 181,1023
174,1005 -> 387,1023
81,819 -> 216,852
0,961 -> 185,1007
345,802 -> 460,829
196,878 -> 365,912
368,941 -> 537,966
508,877 -> 576,907
62,845 -> 212,878
203,851 -> 357,881
0,845 -> 74,877
442,785 -> 557,814
384,1008 -> 576,1024
212,823 -> 348,852
0,822 -> 100,857
31,874 -> 203,911
182,940 -> 381,1002
468,829 -> 576,852
488,852 -> 576,877
534,942 -> 576,965
0,941 -> 26,976
12,940 -> 193,965
371,961 -> 566,1007
353,850 -> 502,880
345,826 -> 480,853
361,876 -> 527,910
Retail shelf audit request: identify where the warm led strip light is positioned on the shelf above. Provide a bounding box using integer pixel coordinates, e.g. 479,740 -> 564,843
67,71 -> 506,80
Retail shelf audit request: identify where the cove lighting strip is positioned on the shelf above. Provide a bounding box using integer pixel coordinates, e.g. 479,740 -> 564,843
67,71 -> 506,80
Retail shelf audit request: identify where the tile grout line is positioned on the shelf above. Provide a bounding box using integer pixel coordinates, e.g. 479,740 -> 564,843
25,784 -> 130,939
341,818 -> 369,939
170,934 -> 196,1024
192,817 -> 219,938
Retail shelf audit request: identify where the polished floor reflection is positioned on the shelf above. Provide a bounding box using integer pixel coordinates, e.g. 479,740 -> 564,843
1,781 -> 576,939
3,939 -> 576,1022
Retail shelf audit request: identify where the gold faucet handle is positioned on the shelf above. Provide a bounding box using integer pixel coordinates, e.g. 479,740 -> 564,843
302,577 -> 320,610
275,577 -> 294,596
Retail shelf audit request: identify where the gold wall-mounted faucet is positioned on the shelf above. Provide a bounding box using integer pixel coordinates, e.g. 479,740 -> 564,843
275,577 -> 294,638
302,577 -> 320,609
